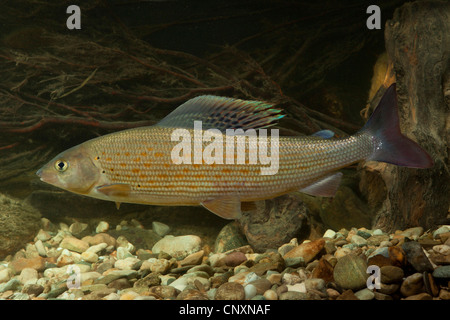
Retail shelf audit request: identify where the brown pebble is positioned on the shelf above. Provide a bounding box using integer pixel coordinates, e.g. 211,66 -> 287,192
400,273 -> 424,297
107,278 -> 132,290
380,265 -> 404,284
336,289 -> 359,300
403,292 -> 432,300
423,271 -> 439,297
378,282 -> 400,295
276,284 -> 288,296
83,288 -> 117,300
247,278 -> 271,294
367,254 -> 392,268
283,239 -> 325,264
21,283 -> 44,296
326,288 -> 340,300
215,282 -> 245,300
82,233 -> 116,248
177,288 -> 208,300
223,251 -> 247,267
373,292 -> 393,300
312,257 -> 334,282
148,285 -> 179,299
439,289 -> 450,300
10,256 -> 46,274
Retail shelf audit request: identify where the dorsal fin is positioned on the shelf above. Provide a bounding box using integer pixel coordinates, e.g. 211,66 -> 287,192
156,95 -> 284,131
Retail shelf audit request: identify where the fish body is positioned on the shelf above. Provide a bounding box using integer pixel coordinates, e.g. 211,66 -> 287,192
36,84 -> 433,219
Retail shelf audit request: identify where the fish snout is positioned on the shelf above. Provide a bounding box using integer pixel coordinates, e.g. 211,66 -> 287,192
36,167 -> 43,179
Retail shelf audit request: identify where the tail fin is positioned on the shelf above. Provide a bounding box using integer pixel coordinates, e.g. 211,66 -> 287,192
362,83 -> 433,168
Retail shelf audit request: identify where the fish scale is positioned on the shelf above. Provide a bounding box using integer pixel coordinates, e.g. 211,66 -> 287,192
89,126 -> 372,202
36,84 -> 433,219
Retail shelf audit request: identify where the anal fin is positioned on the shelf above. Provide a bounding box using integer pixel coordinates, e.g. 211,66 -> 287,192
201,196 -> 242,220
299,172 -> 343,197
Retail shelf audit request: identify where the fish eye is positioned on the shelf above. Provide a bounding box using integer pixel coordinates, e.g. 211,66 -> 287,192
54,160 -> 69,172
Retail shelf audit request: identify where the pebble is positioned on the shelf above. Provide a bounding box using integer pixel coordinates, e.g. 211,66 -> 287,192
0,268 -> 12,284
152,235 -> 202,260
140,258 -> 172,274
222,251 -> 247,267
179,250 -> 204,266
433,244 -> 450,256
402,241 -> 434,273
215,282 -> 245,300
367,234 -> 390,246
114,257 -> 140,270
432,226 -> 450,239
354,288 -> 375,300
439,289 -> 450,300
283,238 -> 325,264
82,233 -> 116,248
244,284 -> 257,299
60,237 -> 89,253
69,222 -> 89,237
432,265 -> 450,279
279,291 -> 307,300
2,215 -> 450,301
34,240 -> 47,257
95,221 -> 109,233
323,229 -> 336,239
400,273 -> 424,297
81,251 -> 99,263
400,227 -> 424,240
94,270 -> 137,285
18,268 -> 38,285
152,221 -> 171,237
10,256 -> 46,273
350,235 -> 367,247
333,254 -> 368,291
404,292 -> 432,300
263,289 -> 278,300
380,266 -> 404,284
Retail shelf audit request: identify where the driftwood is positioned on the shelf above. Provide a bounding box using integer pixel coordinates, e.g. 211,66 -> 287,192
359,0 -> 450,232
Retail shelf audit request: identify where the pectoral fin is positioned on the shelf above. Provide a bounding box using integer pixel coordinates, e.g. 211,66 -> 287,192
96,184 -> 132,197
201,196 -> 242,220
299,172 -> 343,197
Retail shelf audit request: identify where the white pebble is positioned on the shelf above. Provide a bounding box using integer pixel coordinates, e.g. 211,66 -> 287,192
116,247 -> 134,260
0,268 -> 12,284
244,284 -> 257,299
19,268 -> 38,285
287,282 -> 306,293
323,229 -> 336,239
433,244 -> 450,256
114,257 -> 140,270
372,229 -> 384,235
86,243 -> 108,254
96,221 -> 109,233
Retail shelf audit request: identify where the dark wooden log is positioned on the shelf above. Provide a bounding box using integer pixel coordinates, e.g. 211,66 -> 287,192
360,0 -> 450,232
